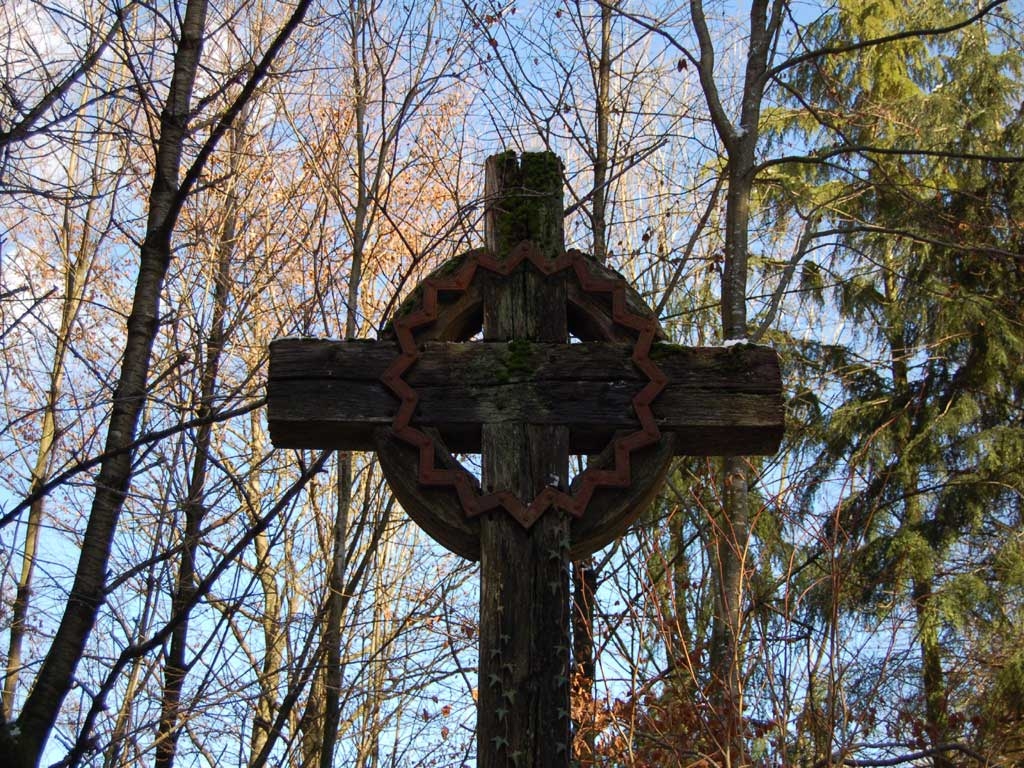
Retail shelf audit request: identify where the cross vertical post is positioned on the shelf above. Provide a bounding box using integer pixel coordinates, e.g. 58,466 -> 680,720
478,152 -> 571,766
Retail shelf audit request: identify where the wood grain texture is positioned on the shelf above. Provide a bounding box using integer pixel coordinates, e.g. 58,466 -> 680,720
478,151 -> 571,767
267,338 -> 783,455
374,427 -> 481,559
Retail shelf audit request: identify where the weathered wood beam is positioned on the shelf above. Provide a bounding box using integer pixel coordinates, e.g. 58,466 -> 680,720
267,338 -> 783,455
478,150 -> 571,767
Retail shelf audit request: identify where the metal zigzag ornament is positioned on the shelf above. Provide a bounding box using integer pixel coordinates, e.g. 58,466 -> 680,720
379,241 -> 669,528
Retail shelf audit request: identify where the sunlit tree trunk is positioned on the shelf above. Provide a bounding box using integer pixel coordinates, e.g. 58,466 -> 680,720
155,106 -> 247,768
589,0 -> 614,267
1,2 -> 210,763
318,4 -> 369,763
319,450 -> 353,768
2,98 -> 104,719
690,1 -> 782,762
246,402 -> 310,768
570,7 -> 618,760
571,5 -> 615,763
314,1 -> 463,759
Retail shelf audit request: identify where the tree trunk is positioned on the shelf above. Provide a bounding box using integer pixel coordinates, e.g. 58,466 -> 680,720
590,0 -> 614,266
690,0 -> 782,762
249,453 -> 284,764
570,560 -> 597,764
318,4 -> 370,758
914,579 -> 951,767
709,454 -> 749,765
573,9 -> 615,753
2,2 -> 209,764
318,453 -> 351,768
155,107 -> 244,768
883,259 -> 951,767
3,121 -> 97,718
712,148 -> 755,760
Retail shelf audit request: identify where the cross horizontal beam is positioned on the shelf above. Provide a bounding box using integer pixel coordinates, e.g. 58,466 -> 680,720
268,337 -> 783,456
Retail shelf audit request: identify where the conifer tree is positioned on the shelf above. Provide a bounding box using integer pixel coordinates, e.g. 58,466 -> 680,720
774,0 -> 1024,759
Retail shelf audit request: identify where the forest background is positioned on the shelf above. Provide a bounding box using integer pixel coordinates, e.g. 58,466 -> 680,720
1,0 -> 1022,766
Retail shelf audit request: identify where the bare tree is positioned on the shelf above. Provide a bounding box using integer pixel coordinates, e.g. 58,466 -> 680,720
0,0 -> 316,763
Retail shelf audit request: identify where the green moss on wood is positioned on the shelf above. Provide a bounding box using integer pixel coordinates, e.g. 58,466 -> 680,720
429,251 -> 471,278
721,342 -> 760,376
494,339 -> 536,384
489,151 -> 564,259
650,341 -> 692,360
388,285 -> 422,325
385,253 -> 471,330
505,338 -> 534,375
520,152 -> 562,190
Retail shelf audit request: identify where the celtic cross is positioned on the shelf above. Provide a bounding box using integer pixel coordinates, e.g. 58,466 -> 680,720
267,151 -> 782,766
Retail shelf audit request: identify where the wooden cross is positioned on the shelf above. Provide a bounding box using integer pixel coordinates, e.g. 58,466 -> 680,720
267,152 -> 783,766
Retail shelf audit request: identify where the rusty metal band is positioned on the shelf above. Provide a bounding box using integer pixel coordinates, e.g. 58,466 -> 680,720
379,241 -> 668,528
